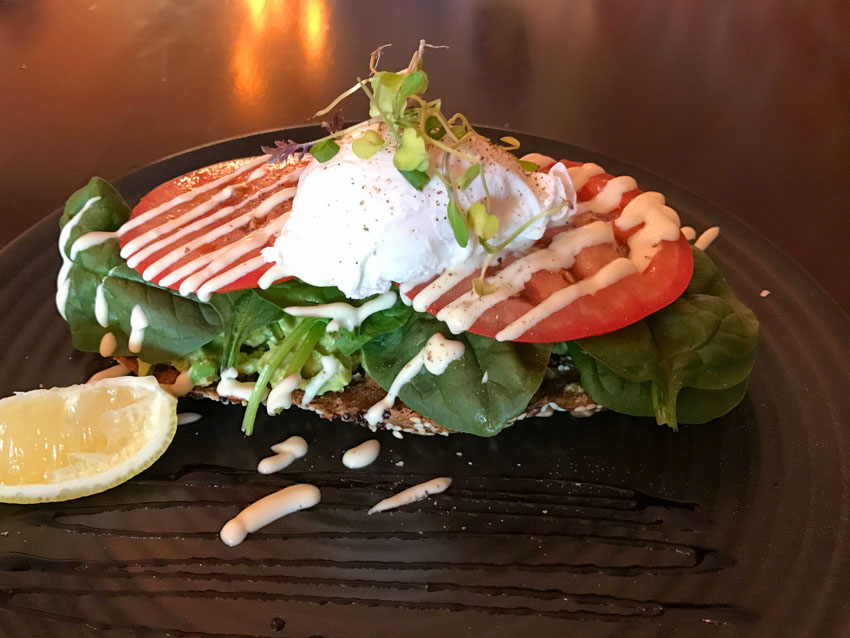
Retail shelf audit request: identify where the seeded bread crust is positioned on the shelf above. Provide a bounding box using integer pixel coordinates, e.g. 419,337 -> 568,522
116,356 -> 602,436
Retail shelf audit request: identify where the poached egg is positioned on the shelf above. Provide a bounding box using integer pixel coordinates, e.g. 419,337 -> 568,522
263,130 -> 576,299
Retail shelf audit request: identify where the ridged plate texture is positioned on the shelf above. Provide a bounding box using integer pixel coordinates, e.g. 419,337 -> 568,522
0,128 -> 848,637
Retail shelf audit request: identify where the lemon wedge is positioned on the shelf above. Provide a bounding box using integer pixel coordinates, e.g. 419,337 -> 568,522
0,376 -> 177,504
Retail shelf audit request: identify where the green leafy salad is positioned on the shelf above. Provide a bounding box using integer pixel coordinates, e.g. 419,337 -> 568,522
57,42 -> 758,437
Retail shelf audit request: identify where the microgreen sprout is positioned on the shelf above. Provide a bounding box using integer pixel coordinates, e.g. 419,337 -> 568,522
457,163 -> 481,189
446,200 -> 468,247
499,136 -> 521,150
321,111 -> 345,135
468,202 -> 499,241
351,129 -> 385,159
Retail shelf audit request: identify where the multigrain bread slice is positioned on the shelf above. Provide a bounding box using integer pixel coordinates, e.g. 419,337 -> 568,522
116,356 -> 602,436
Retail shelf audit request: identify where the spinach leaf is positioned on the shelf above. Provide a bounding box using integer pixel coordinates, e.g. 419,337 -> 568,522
60,178 -> 223,363
209,290 -> 286,371
361,313 -> 552,436
333,295 -> 414,356
257,279 -> 348,307
568,247 -> 758,428
568,344 -> 750,424
259,281 -> 414,355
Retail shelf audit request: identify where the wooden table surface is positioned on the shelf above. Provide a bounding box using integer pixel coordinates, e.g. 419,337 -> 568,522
1,0 -> 848,311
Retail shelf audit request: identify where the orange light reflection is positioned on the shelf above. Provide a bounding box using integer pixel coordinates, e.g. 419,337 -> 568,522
301,0 -> 328,67
231,0 -> 328,114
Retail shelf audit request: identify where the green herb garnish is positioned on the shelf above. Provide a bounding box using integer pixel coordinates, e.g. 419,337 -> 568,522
309,139 -> 340,162
351,129 -> 385,159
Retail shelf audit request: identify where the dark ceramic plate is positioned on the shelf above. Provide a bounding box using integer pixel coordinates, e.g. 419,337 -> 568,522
0,128 -> 848,638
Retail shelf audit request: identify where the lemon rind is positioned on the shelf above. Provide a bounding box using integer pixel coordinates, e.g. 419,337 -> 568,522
0,376 -> 178,504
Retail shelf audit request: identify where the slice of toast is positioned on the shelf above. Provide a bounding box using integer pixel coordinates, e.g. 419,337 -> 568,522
116,356 -> 602,436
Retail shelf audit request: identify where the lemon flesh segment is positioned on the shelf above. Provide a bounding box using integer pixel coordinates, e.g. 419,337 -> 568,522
0,376 -> 178,504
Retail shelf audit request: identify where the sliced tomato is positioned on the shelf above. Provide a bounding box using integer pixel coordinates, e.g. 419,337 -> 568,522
119,157 -> 303,296
401,160 -> 693,343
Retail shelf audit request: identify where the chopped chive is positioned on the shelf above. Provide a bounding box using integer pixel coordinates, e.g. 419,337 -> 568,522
309,139 -> 340,162
241,318 -> 324,435
518,159 -> 539,172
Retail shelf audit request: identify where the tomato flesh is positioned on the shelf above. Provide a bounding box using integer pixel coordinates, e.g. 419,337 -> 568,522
119,157 -> 299,295
401,160 -> 693,343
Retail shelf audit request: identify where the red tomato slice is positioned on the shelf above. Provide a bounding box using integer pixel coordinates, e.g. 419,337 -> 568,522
118,157 -> 303,296
401,160 -> 693,343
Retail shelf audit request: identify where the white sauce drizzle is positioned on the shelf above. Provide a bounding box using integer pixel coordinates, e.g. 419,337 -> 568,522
87,363 -> 130,383
404,261 -> 480,313
162,212 -> 291,299
177,412 -> 202,425
367,477 -> 452,515
162,370 -> 193,397
117,158 -> 303,301
127,305 -> 149,353
216,367 -> 264,402
364,334 -> 465,426
566,162 -> 605,191
69,230 -> 118,260
194,254 -> 274,303
436,221 -> 614,334
120,155 -> 269,235
271,435 -> 309,456
577,175 -> 637,214
495,257 -> 637,341
301,356 -> 341,405
342,439 -> 381,469
615,191 -> 682,272
122,186 -> 237,261
257,435 -> 308,474
139,186 -> 297,281
219,483 -> 320,547
481,371 -> 488,384
257,263 -> 288,290
98,332 -> 117,357
248,166 -> 268,181
56,196 -> 100,319
519,152 -> 556,168
266,373 -> 301,415
283,291 -> 397,332
694,226 -> 720,250
94,283 -> 109,327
